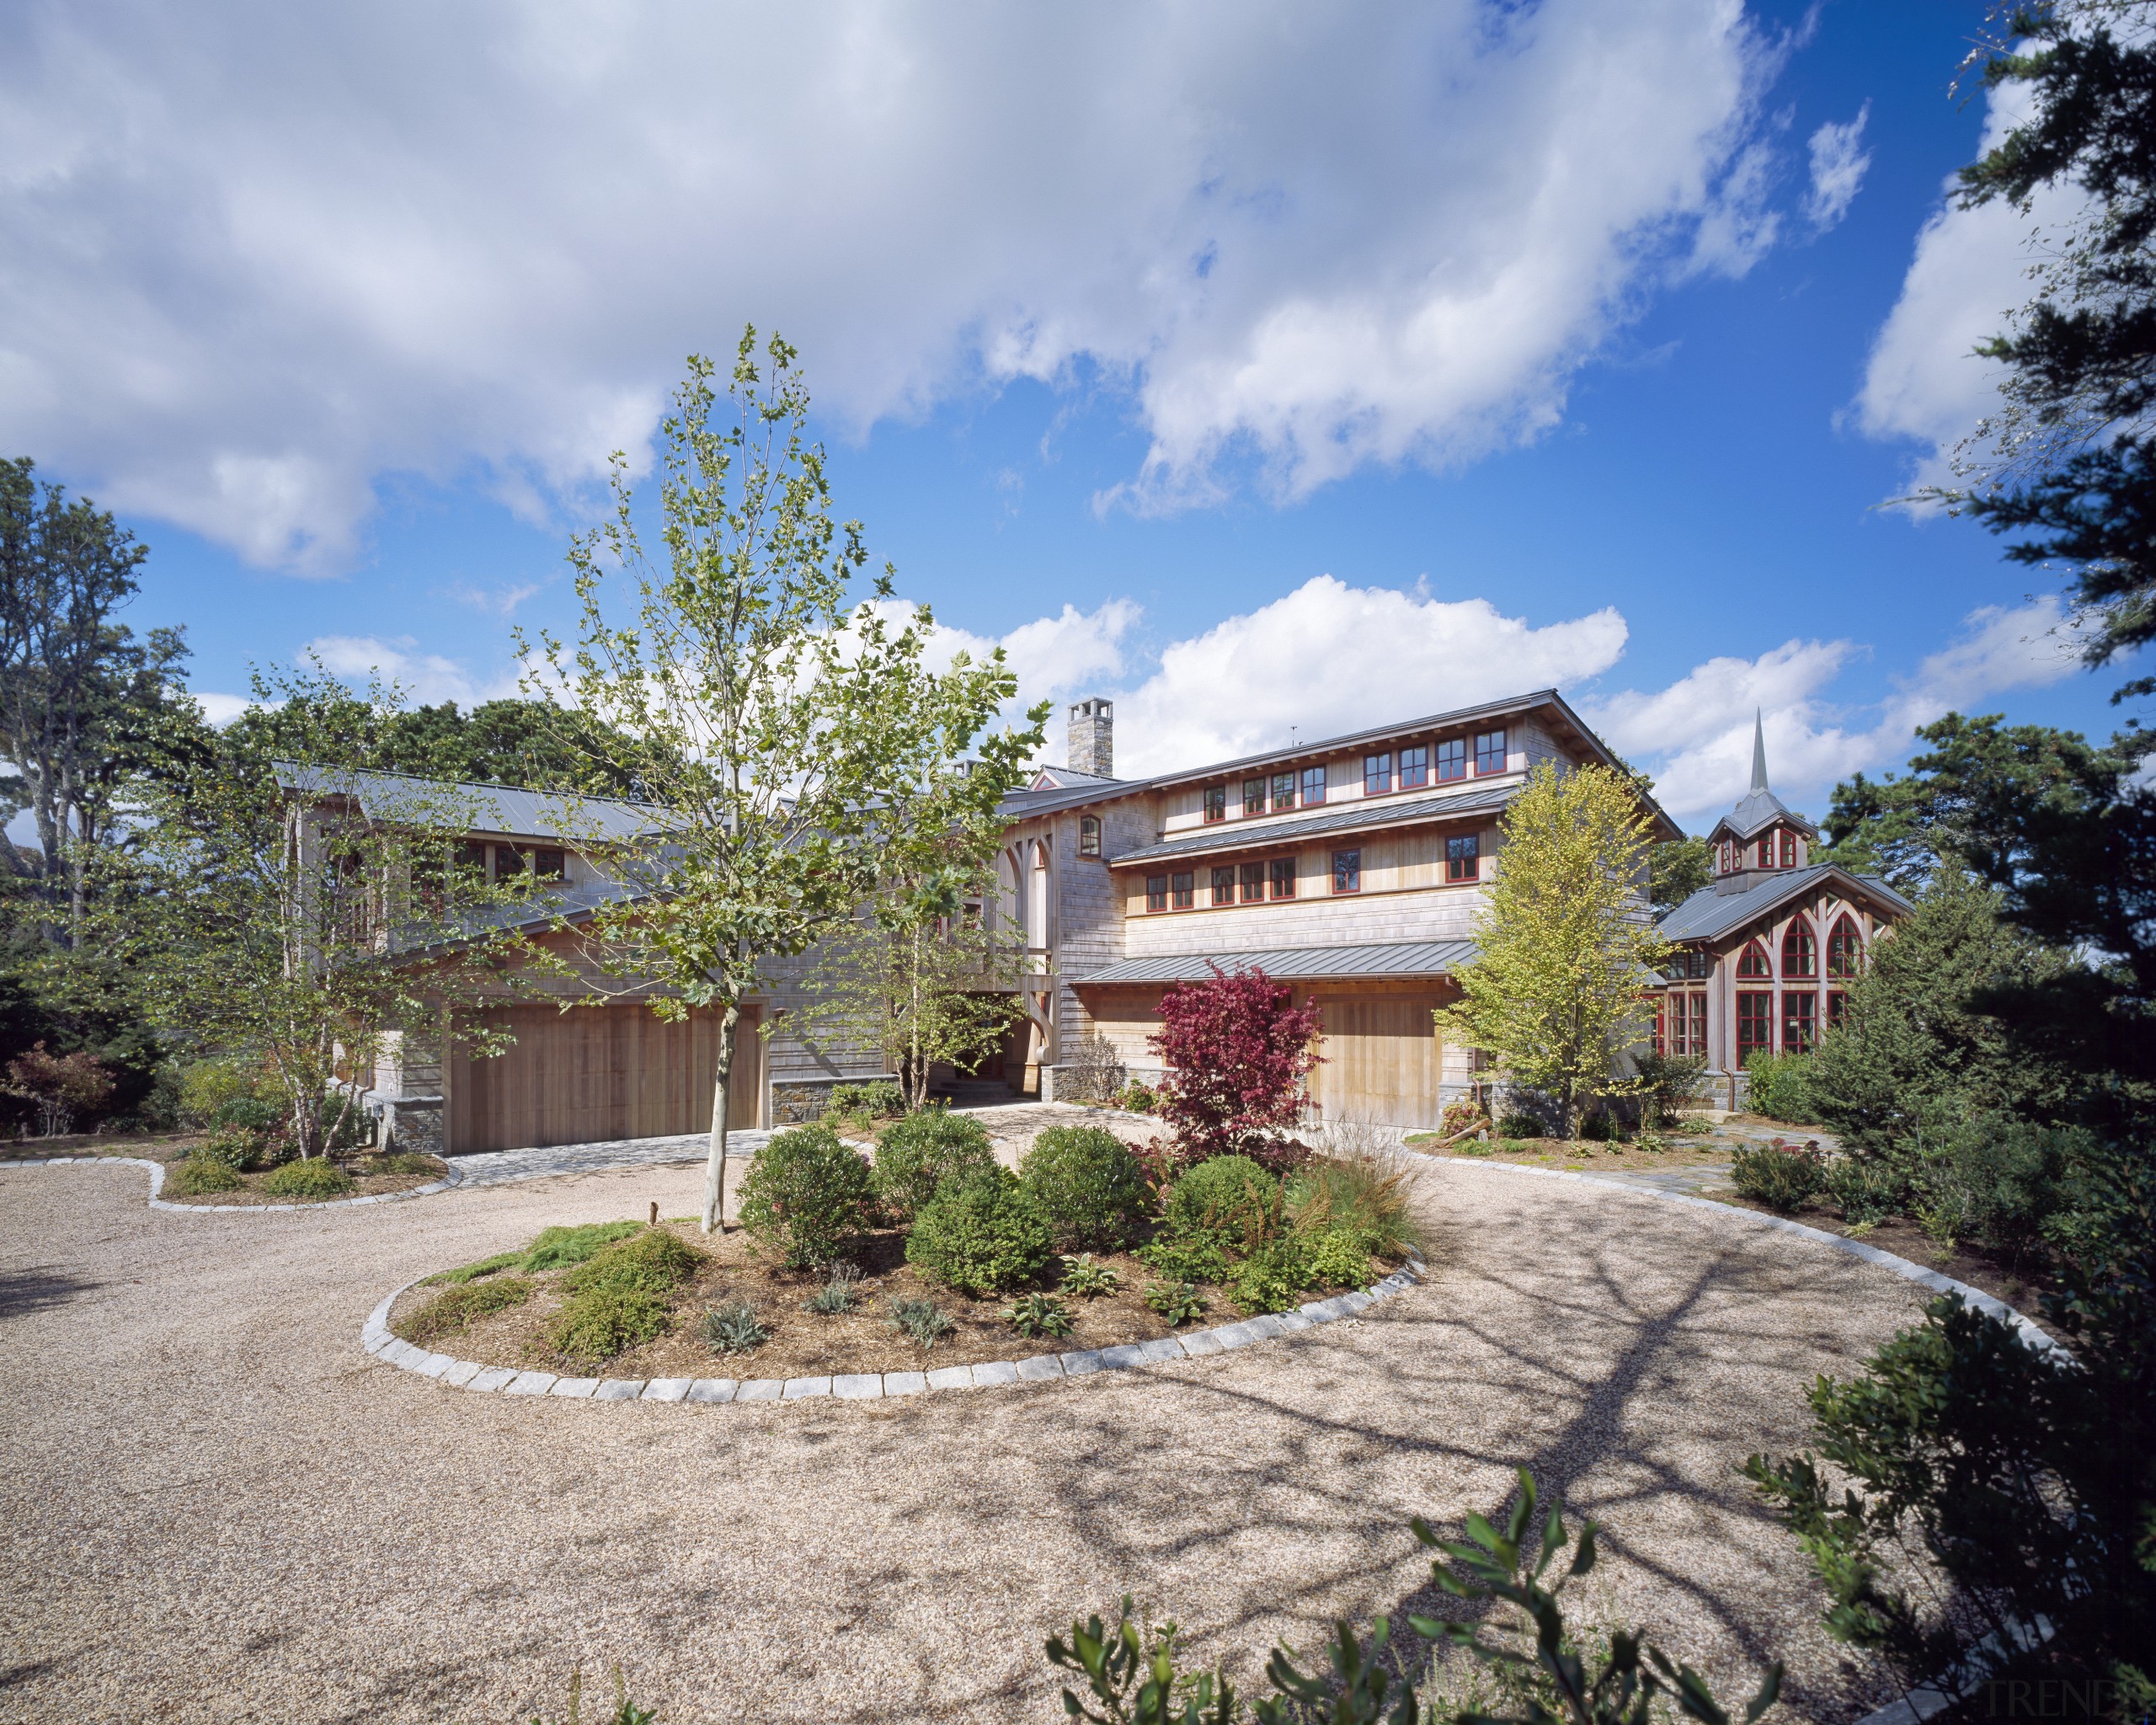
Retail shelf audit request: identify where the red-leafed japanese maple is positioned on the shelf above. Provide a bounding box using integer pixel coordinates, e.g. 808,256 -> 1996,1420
1147,965 -> 1322,1172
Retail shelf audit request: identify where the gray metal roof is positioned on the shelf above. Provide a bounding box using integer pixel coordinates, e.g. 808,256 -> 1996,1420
1111,782 -> 1518,867
1654,865 -> 1913,943
275,764 -> 667,842
1076,937 -> 1478,986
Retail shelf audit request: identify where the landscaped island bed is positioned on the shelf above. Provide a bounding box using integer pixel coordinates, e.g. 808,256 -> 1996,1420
1,1133 -> 447,1204
387,1112 -> 1417,1384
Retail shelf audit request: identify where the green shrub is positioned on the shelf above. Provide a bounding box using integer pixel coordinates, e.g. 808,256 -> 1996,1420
906,1164 -> 1054,1295
1731,1139 -> 1826,1211
1006,1292 -> 1075,1338
400,1276 -> 532,1347
176,1059 -> 264,1129
1020,1125 -> 1150,1252
426,1250 -> 526,1286
1633,1049 -> 1709,1126
521,1220 -> 644,1272
1117,1079 -> 1158,1113
1910,1121 -> 2081,1254
871,1110 -> 995,1222
1288,1151 -> 1417,1258
548,1286 -> 671,1369
702,1298 -> 771,1354
1225,1237 -> 1315,1314
564,1227 -> 706,1298
888,1295 -> 955,1348
1136,1234 -> 1230,1285
1578,1110 -> 1617,1142
828,1080 -> 904,1121
1058,1254 -> 1120,1298
1164,1154 -> 1281,1251
1744,1050 -> 1815,1124
215,1094 -> 284,1133
1145,1280 -> 1207,1324
191,1127 -> 259,1172
739,1125 -> 873,1267
165,1154 -> 244,1195
1497,1111 -> 1541,1140
260,1156 -> 355,1199
1827,1157 -> 1903,1227
1305,1228 -> 1373,1290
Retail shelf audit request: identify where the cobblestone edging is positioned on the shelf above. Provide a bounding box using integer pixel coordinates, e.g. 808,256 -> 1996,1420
1,1153 -> 462,1212
360,1254 -> 1429,1405
1436,1156 -> 2062,1355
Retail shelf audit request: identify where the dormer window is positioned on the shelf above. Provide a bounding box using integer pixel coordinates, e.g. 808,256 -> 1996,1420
1270,771 -> 1297,811
1755,836 -> 1774,869
1432,740 -> 1462,782
1300,765 -> 1326,807
1364,752 -> 1392,795
1780,830 -> 1797,868
1474,729 -> 1508,775
1401,745 -> 1431,788
1203,786 -> 1225,825
1243,777 -> 1267,816
1079,815 -> 1101,857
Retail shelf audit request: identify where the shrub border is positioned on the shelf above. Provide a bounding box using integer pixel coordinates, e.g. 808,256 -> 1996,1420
358,1252 -> 1429,1404
2,1152 -> 462,1212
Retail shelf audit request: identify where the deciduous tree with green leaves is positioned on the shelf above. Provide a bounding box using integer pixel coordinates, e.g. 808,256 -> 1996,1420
525,330 -> 1038,1232
1438,762 -> 1669,1140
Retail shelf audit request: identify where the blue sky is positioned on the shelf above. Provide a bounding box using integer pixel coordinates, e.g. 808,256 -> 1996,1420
5,1 -> 2137,829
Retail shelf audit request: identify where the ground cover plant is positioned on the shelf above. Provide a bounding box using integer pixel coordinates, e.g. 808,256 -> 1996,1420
387,1131 -> 1414,1379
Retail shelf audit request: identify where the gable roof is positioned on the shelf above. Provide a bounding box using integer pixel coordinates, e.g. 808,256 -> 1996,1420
275,764 -> 666,843
1109,781 -> 1518,868
1654,863 -> 1913,944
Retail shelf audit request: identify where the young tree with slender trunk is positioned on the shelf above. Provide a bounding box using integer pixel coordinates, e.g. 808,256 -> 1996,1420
1438,761 -> 1670,1139
526,330 -> 1038,1232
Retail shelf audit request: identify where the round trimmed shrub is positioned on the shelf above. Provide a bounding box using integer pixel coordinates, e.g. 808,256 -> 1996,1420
1165,1155 -> 1282,1252
1020,1125 -> 1149,1251
871,1109 -> 996,1221
905,1165 -> 1054,1295
259,1156 -> 355,1199
165,1154 -> 244,1196
739,1125 -> 873,1268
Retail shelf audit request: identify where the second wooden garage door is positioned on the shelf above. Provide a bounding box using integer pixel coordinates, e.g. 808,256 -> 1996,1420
1311,996 -> 1443,1129
449,1003 -> 763,1155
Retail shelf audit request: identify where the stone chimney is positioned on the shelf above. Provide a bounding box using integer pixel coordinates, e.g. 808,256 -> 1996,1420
1068,697 -> 1113,777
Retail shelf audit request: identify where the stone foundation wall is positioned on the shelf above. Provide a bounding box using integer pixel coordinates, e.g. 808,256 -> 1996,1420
769,1075 -> 905,1126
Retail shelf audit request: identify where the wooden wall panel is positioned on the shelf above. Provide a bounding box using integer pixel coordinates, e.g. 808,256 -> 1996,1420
1312,994 -> 1443,1129
450,1003 -> 761,1154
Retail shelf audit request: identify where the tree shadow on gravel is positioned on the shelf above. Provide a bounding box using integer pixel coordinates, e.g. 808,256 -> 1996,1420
0,1266 -> 102,1319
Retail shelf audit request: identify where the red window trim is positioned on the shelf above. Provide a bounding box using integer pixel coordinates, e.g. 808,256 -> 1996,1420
1331,849 -> 1360,895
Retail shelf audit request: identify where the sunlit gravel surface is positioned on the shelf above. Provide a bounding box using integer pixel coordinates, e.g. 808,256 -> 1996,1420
0,1154 -> 1929,1723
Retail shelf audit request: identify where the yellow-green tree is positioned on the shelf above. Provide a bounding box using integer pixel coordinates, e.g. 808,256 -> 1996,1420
1438,761 -> 1670,1139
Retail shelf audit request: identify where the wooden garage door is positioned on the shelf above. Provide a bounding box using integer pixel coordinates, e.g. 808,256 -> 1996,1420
449,1003 -> 762,1155
1312,996 -> 1442,1130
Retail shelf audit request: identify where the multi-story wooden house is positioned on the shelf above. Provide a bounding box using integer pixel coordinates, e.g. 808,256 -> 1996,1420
331,686 -> 1698,1153
1650,718 -> 1911,1108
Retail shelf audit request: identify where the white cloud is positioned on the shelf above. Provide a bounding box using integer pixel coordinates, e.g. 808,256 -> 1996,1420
1853,81 -> 2081,490
449,579 -> 547,618
300,634 -> 520,708
2,1 -> 1800,568
192,691 -> 253,727
1801,102 -> 1870,229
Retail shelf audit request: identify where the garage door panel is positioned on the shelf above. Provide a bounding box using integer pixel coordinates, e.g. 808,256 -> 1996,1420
1313,996 -> 1441,1130
450,1003 -> 760,1154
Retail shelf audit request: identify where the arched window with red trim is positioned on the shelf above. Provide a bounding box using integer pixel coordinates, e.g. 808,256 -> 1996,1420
1827,915 -> 1864,978
1781,916 -> 1817,979
1736,938 -> 1772,978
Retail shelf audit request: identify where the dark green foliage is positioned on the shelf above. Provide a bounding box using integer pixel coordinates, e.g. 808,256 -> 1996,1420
803,1263 -> 862,1315
1225,1237 -> 1314,1314
1135,1234 -> 1230,1286
1825,1158 -> 1903,1228
905,1164 -> 1053,1294
213,1095 -> 282,1133
1163,1155 -> 1282,1254
1908,1120 -> 2084,1256
1729,1140 -> 1825,1213
702,1298 -> 770,1354
1058,1254 -> 1120,1298
1648,835 -> 1713,912
191,1127 -> 256,1172
164,1153 -> 243,1195
869,1108 -> 995,1222
1632,1050 -> 1707,1127
520,1220 -> 644,1273
1742,1050 -> 1813,1124
1577,1110 -> 1618,1142
1748,1136 -> 2156,1716
1005,1291 -> 1074,1338
563,1228 -> 705,1299
259,1156 -> 354,1199
1047,1469 -> 1781,1725
1019,1124 -> 1150,1251
739,1125 -> 872,1268
548,1286 -> 670,1369
1144,1280 -> 1207,1325
1497,1111 -> 1541,1140
401,1276 -> 532,1348
887,1295 -> 954,1348
826,1079 -> 903,1121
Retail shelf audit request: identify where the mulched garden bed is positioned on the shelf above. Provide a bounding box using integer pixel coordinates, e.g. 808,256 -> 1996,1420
390,1220 -> 1402,1381
2,1133 -> 445,1204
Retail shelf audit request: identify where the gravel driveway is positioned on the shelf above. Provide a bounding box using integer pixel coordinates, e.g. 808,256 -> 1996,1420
0,1154 -> 1930,1724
